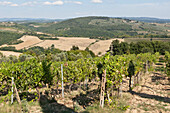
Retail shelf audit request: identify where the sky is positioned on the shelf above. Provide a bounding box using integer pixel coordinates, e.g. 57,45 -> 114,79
0,0 -> 170,19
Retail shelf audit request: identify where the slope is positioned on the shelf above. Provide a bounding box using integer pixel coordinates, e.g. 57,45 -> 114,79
35,16 -> 170,38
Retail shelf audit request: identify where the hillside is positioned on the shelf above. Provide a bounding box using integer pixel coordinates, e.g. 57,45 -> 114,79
0,31 -> 23,46
34,16 -> 170,38
121,17 -> 170,23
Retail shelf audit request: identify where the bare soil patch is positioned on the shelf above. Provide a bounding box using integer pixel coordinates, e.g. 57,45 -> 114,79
0,51 -> 21,57
13,35 -> 43,50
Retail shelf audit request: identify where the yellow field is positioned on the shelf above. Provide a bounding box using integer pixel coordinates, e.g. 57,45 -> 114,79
0,35 -> 124,55
0,51 -> 21,57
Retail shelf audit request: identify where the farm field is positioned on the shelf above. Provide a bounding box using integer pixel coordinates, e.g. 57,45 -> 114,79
0,51 -> 21,57
13,35 -> 43,50
34,37 -> 96,51
0,35 -> 124,55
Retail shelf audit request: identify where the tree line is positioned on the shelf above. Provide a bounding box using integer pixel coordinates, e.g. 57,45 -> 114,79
110,40 -> 170,55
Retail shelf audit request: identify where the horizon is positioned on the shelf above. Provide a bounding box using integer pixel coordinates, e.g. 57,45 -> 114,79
0,0 -> 170,19
0,16 -> 170,20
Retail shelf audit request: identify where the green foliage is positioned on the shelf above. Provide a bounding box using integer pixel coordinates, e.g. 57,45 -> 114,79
34,17 -> 169,38
128,60 -> 135,77
8,40 -> 24,45
110,40 -> 129,55
39,37 -> 59,40
0,52 -> 159,104
0,52 -> 3,58
71,45 -> 79,50
0,31 -> 23,45
85,47 -> 95,57
42,57 -> 53,85
0,46 -> 23,52
0,46 -> 17,51
110,40 -> 170,55
165,52 -> 170,77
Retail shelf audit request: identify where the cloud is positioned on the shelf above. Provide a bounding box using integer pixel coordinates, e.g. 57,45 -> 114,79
44,1 -> 64,5
65,1 -> 82,5
0,1 -> 19,7
10,4 -> 19,7
0,1 -> 12,5
21,2 -> 37,6
91,0 -> 103,3
127,3 -> 159,7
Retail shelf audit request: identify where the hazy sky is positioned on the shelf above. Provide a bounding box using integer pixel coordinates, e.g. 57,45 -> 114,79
0,0 -> 170,19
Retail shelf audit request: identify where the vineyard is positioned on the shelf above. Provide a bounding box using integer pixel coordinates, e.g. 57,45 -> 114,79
0,52 -> 170,112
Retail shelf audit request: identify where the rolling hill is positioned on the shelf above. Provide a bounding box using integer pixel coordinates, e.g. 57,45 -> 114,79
33,16 -> 170,38
121,17 -> 170,23
0,18 -> 62,23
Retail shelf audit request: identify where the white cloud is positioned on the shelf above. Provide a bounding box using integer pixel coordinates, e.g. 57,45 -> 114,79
44,1 -> 64,5
0,1 -> 12,5
0,1 -> 19,7
65,1 -> 82,5
74,1 -> 82,4
10,4 -> 19,7
21,2 -> 37,6
91,0 -> 103,3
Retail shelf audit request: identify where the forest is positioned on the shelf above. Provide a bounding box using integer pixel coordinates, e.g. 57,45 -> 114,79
0,31 -> 23,46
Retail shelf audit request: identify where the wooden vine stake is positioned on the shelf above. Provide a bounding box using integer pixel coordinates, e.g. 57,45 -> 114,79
11,77 -> 21,105
14,83 -> 21,104
145,60 -> 149,74
11,77 -> 14,104
61,64 -> 64,98
100,70 -> 106,108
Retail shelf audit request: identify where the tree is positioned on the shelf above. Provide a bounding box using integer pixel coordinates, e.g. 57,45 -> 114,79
128,60 -> 135,91
85,47 -> 95,57
166,60 -> 170,77
71,45 -> 79,50
120,42 -> 130,54
0,52 -> 3,58
110,40 -> 121,55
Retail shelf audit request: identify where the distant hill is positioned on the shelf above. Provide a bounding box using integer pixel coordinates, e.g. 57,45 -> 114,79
1,17 -> 170,23
0,18 -> 62,23
120,17 -> 170,23
1,16 -> 170,38
34,16 -> 170,38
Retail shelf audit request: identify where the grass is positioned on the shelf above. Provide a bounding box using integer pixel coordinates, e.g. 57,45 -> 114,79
83,94 -> 131,113
83,103 -> 125,113
156,81 -> 160,85
0,102 -> 23,113
167,92 -> 170,96
155,104 -> 170,112
137,102 -> 170,112
124,38 -> 150,43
